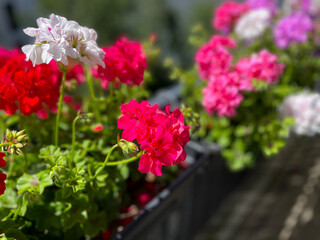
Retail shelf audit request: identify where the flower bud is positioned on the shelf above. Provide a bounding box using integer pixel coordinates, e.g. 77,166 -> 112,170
118,139 -> 139,157
4,129 -> 28,155
78,113 -> 95,124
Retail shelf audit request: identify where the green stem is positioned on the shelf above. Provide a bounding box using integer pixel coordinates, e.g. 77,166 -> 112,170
106,152 -> 142,166
55,71 -> 67,146
92,144 -> 118,179
13,194 -> 24,221
86,66 -> 96,100
85,66 -> 101,122
0,142 -> 11,148
70,115 -> 80,167
109,82 -> 114,98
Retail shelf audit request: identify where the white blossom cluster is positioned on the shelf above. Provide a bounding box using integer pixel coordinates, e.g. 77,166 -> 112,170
235,8 -> 271,40
22,14 -> 105,67
278,92 -> 320,136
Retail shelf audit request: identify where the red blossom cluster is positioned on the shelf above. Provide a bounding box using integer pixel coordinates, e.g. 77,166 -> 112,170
0,48 -> 61,117
118,100 -> 190,176
92,37 -> 147,89
66,63 -> 85,85
0,152 -> 7,195
213,1 -> 249,33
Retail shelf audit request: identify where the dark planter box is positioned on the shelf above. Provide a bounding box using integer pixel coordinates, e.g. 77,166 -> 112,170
112,140 -> 247,240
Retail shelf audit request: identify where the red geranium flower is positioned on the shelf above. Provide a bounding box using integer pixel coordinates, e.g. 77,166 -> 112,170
0,48 -> 61,117
0,172 -> 6,195
0,152 -> 6,168
118,100 -> 190,176
92,37 -> 147,89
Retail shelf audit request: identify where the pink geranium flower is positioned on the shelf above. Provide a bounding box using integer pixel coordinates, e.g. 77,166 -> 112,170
235,50 -> 284,85
202,72 -> 244,117
195,36 -> 236,80
213,1 -> 249,33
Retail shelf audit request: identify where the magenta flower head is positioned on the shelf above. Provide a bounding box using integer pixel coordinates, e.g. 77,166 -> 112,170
273,12 -> 313,49
202,72 -> 244,117
213,1 -> 249,33
235,50 -> 285,85
118,100 -> 190,176
92,37 -> 147,89
195,36 -> 236,80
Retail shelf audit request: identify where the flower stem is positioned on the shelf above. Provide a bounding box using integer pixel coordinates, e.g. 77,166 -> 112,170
0,142 -> 11,148
55,71 -> 67,146
85,66 -> 101,122
13,194 -> 24,221
109,82 -> 114,98
92,144 -> 118,179
106,152 -> 142,166
70,114 -> 80,167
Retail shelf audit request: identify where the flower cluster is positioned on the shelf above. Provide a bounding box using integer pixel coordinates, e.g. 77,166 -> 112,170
235,8 -> 271,40
213,1 -> 249,33
273,12 -> 313,49
278,92 -> 320,136
66,62 -> 85,85
246,0 -> 278,14
0,152 -> 6,195
92,37 -> 147,89
195,36 -> 236,80
0,48 -> 61,116
198,34 -> 284,117
118,100 -> 190,176
22,13 -> 105,67
235,50 -> 284,84
202,73 -> 244,117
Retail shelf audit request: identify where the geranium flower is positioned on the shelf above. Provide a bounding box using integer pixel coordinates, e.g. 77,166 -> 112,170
0,152 -> 6,195
22,13 -> 105,67
0,172 -> 6,195
195,36 -> 236,80
273,12 -> 313,49
235,8 -> 271,40
0,48 -> 61,117
66,63 -> 85,85
278,92 -> 320,136
0,152 -> 6,168
202,72 -> 244,117
92,37 -> 147,89
235,50 -> 284,85
213,1 -> 249,33
118,100 -> 190,176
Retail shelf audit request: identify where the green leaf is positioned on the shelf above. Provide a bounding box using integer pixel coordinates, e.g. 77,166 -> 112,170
118,164 -> 129,179
17,170 -> 53,195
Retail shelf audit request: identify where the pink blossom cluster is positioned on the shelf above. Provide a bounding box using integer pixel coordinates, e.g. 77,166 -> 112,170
92,37 -> 147,89
195,36 -> 236,80
118,100 -> 190,176
213,1 -> 249,33
202,73 -> 244,117
235,50 -> 285,84
198,36 -> 284,117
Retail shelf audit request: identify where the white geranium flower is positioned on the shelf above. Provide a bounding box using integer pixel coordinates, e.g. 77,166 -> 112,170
278,92 -> 320,136
235,8 -> 271,40
22,13 -> 105,68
